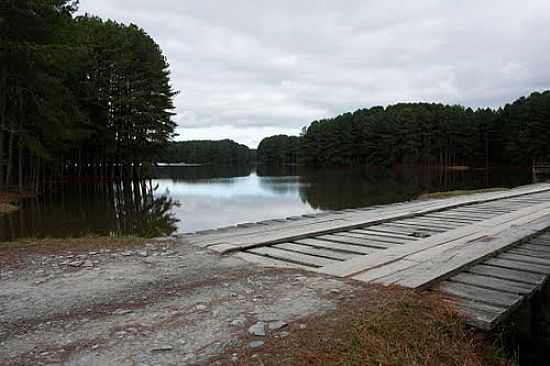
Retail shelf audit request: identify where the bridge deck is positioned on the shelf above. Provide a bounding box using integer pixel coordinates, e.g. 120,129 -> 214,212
185,183 -> 550,329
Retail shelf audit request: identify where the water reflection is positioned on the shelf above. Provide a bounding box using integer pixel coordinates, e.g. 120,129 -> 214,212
294,166 -> 531,210
0,180 -> 179,242
0,165 -> 532,240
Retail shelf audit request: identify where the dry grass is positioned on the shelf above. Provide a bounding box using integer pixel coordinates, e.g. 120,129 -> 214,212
419,187 -> 508,200
219,286 -> 510,366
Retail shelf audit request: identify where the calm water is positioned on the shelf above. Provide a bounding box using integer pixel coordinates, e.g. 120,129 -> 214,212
0,165 -> 532,241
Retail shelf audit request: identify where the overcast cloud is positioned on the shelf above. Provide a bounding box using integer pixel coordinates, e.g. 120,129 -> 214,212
79,1 -> 550,148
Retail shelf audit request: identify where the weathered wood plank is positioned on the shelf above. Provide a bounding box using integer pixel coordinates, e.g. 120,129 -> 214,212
316,234 -> 397,249
374,213 -> 550,288
393,219 -> 462,230
426,210 -> 494,219
356,226 -> 422,237
247,247 -> 337,267
509,247 -> 550,258
516,243 -> 550,254
332,231 -> 409,244
422,214 -> 483,223
234,252 -> 312,270
498,252 -> 550,267
438,280 -> 522,308
294,238 -> 375,255
321,202 -> 550,278
274,242 -> 354,261
350,229 -> 418,241
450,299 -> 507,330
451,272 -> 535,295
468,264 -> 547,286
485,258 -> 550,274
400,217 -> 467,226
379,222 -> 447,233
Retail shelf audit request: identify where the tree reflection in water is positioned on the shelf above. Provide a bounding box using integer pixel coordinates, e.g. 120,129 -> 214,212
0,180 -> 180,242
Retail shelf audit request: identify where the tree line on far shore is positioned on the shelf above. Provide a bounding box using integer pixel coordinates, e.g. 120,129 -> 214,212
257,91 -> 550,168
1,1 -> 176,192
160,140 -> 256,165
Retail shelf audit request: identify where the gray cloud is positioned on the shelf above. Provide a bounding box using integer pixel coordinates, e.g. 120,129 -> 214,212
79,0 -> 550,147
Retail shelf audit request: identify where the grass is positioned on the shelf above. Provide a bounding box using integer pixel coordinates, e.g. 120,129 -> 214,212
419,187 -> 509,200
223,286 -> 511,366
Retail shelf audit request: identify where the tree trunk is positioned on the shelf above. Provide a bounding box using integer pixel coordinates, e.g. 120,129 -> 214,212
5,122 -> 14,188
17,141 -> 23,192
0,65 -> 7,191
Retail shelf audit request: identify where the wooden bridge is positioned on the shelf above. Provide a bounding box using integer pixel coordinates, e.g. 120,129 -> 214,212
185,183 -> 550,330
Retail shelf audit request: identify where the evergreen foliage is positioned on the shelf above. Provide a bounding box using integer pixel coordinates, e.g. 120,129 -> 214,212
257,135 -> 300,166
161,140 -> 254,165
0,0 -> 177,191
259,91 -> 550,167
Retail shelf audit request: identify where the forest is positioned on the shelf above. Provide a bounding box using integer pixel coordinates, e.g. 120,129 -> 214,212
257,91 -> 550,167
160,140 -> 255,165
1,0 -> 176,192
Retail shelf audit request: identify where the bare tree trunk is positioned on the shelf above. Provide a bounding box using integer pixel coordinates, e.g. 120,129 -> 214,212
5,121 -> 14,188
18,137 -> 23,192
0,65 -> 7,191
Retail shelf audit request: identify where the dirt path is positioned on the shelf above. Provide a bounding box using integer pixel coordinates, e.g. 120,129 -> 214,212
0,237 -> 365,366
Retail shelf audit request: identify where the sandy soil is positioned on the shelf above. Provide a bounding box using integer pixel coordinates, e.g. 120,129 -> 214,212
0,237 -> 366,366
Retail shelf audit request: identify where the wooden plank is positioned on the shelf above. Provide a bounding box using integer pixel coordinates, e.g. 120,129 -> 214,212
425,211 -> 491,220
234,252 -> 312,270
450,209 -> 508,217
451,272 -> 535,295
422,214 -> 482,223
498,252 -> 550,267
353,258 -> 418,283
316,234 -> 396,249
453,206 -> 510,213
372,224 -> 438,236
485,258 -> 550,275
468,264 -> 547,286
332,231 -> 409,244
379,222 -> 447,233
192,184 -> 550,251
516,243 -> 550,254
322,203 -> 550,278
528,237 -> 550,247
438,280 -> 522,308
510,247 -> 550,258
294,238 -> 374,255
350,229 -> 418,241
274,242 -> 354,261
402,217 -> 468,226
355,226 -> 421,238
445,210 -> 501,218
247,246 -> 337,267
450,299 -> 507,330
375,213 -> 550,288
393,218 -> 463,229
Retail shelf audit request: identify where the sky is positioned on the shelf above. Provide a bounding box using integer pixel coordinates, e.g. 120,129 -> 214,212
78,1 -> 550,148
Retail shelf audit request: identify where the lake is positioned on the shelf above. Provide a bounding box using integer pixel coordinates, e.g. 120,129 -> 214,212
0,165 -> 532,241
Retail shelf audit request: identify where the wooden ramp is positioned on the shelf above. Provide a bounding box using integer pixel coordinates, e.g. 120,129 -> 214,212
184,183 -> 550,329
